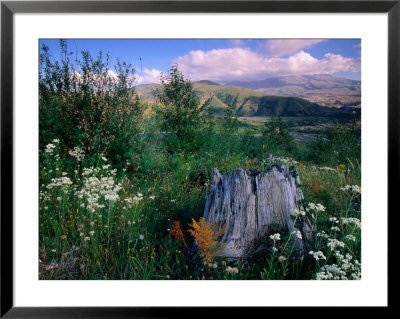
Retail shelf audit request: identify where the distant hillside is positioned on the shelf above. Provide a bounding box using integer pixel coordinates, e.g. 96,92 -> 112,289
195,80 -> 221,86
135,81 -> 359,118
227,74 -> 361,108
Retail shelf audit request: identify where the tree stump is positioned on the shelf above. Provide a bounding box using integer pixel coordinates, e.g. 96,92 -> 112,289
203,166 -> 313,258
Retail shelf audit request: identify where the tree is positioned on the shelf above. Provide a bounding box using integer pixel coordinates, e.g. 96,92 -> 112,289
153,65 -> 212,153
262,117 -> 294,150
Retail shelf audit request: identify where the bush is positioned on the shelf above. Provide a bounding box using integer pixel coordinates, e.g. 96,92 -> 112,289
39,40 -> 144,165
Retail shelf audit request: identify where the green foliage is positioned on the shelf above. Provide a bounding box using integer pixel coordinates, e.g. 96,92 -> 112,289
221,106 -> 239,134
310,119 -> 361,166
39,40 -> 144,165
262,117 -> 295,152
153,65 -> 214,153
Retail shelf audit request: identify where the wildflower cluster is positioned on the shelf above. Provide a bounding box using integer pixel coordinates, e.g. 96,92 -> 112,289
44,139 -> 59,154
269,233 -> 281,242
309,250 -> 326,261
291,230 -> 302,240
329,217 -> 339,224
316,256 -> 360,280
225,266 -> 239,274
75,165 -> 122,212
306,203 -> 326,214
46,176 -> 73,193
316,230 -> 329,239
276,156 -> 298,167
327,238 -> 345,251
313,231 -> 360,280
124,193 -> 144,206
292,208 -> 306,217
205,261 -> 218,269
263,155 -> 298,168
345,234 -> 356,242
340,185 -> 361,195
69,146 -> 85,162
341,217 -> 361,229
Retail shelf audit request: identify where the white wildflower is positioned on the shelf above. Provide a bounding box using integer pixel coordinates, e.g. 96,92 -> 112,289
278,255 -> 287,262
292,230 -> 302,239
307,203 -> 326,213
340,185 -> 361,195
327,238 -> 345,251
342,217 -> 361,229
270,233 -> 281,241
69,146 -> 85,161
125,193 -> 143,205
225,266 -> 239,274
329,217 -> 339,224
46,176 -> 72,191
309,250 -> 326,261
292,208 -> 306,217
345,234 -> 356,242
45,143 -> 56,154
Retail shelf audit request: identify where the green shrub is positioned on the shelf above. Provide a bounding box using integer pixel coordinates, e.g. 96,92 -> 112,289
39,40 -> 144,165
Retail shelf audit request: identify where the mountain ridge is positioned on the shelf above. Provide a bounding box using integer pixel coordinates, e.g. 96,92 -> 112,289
135,79 -> 360,118
226,74 -> 361,108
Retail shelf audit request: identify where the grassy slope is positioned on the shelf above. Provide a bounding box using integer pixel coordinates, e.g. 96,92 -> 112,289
135,82 -> 328,117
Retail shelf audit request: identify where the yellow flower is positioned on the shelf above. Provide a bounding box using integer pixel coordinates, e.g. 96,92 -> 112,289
337,164 -> 347,173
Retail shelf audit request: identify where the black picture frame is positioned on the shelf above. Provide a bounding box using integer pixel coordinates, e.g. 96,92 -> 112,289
1,1 -> 395,317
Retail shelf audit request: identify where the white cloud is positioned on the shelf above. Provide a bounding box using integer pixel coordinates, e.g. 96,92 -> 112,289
173,48 -> 360,83
265,39 -> 324,57
135,67 -> 162,84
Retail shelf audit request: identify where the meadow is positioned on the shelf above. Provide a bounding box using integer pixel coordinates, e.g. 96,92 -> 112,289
39,42 -> 361,280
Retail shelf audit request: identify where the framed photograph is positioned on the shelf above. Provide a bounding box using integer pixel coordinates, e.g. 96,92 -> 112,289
1,0 -> 395,316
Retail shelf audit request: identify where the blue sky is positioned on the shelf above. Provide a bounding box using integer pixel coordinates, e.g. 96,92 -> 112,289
40,39 -> 361,84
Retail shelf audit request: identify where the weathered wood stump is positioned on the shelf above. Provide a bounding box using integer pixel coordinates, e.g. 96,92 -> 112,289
203,166 -> 313,258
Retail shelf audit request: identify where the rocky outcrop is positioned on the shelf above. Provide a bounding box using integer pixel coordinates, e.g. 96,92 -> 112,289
203,166 -> 313,258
